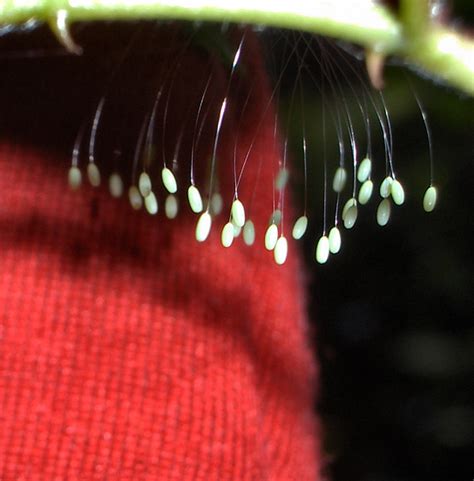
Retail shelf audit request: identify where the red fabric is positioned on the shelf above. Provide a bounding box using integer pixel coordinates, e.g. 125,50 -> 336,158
0,32 -> 321,480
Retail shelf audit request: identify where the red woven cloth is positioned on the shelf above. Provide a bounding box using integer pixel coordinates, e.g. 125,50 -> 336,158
0,32 -> 321,480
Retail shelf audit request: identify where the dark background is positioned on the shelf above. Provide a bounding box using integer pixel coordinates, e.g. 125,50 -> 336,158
0,2 -> 472,480
311,66 -> 473,481
302,4 -> 474,481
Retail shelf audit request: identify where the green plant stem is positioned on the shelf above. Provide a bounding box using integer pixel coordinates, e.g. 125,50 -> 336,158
1,0 -> 473,95
398,0 -> 473,95
405,27 -> 474,96
0,0 -> 402,50
399,0 -> 429,37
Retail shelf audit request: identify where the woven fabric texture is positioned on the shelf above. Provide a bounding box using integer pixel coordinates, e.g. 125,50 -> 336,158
0,31 -> 321,480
